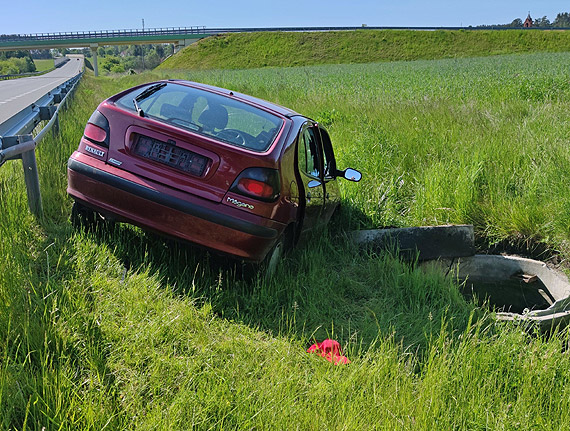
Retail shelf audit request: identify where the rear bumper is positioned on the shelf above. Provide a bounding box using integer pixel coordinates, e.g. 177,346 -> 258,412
67,152 -> 285,261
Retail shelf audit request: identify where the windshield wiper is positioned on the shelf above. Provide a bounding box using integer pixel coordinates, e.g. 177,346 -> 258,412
132,82 -> 167,117
133,98 -> 143,117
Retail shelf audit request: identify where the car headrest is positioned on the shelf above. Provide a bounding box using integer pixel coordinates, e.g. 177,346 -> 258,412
198,104 -> 228,131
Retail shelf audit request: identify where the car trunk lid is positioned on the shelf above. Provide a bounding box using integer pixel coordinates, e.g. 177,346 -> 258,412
109,121 -> 228,203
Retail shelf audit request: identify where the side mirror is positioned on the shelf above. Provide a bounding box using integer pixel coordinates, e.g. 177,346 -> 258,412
341,168 -> 362,182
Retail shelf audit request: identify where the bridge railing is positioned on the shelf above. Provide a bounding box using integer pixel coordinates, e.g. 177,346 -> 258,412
0,72 -> 83,216
0,26 -> 207,42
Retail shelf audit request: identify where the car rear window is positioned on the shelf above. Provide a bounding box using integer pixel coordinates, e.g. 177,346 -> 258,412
116,82 -> 284,152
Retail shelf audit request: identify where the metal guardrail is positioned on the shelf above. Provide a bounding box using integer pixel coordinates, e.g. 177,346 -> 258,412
0,71 -> 83,216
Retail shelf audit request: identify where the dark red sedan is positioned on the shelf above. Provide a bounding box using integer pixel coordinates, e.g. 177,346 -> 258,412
67,80 -> 361,269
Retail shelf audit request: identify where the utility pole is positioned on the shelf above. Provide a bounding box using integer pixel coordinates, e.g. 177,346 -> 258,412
141,18 -> 145,70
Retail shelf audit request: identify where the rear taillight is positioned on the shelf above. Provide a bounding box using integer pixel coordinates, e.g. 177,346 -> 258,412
84,123 -> 107,143
83,110 -> 110,148
230,168 -> 280,202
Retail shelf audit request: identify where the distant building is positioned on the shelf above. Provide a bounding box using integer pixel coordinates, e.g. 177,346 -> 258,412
524,13 -> 533,28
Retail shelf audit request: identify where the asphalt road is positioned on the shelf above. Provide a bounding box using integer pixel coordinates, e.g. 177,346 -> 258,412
0,55 -> 83,125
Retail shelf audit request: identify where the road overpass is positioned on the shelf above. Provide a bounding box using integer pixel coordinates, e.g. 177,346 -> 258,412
0,27 -> 210,76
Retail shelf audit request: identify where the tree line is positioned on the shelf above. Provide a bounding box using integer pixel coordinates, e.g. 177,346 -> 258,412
52,44 -> 174,74
477,12 -> 570,28
0,50 -> 36,75
87,44 -> 174,74
0,44 -> 174,76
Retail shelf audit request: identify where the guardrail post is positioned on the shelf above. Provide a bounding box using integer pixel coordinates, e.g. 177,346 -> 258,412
20,135 -> 43,217
52,115 -> 60,136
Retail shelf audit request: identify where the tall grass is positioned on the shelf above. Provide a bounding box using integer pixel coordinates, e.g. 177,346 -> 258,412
2,52 -> 570,429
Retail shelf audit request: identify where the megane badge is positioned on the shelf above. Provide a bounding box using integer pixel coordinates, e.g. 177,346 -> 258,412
227,196 -> 254,210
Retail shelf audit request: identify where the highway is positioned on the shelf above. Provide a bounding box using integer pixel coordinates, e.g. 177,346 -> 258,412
0,55 -> 83,125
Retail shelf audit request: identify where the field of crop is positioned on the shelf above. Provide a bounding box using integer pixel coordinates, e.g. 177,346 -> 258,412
3,51 -> 570,429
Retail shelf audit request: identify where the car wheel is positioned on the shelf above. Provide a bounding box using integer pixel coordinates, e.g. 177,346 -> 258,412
261,225 -> 296,280
70,201 -> 99,230
263,235 -> 285,280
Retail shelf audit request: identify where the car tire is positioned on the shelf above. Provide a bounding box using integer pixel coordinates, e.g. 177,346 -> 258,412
260,226 -> 295,280
70,201 -> 99,230
263,235 -> 285,280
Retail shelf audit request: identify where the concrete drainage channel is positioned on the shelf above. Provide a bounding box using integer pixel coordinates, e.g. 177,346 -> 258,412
353,225 -> 570,330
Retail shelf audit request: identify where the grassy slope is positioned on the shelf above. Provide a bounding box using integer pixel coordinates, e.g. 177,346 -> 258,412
3,39 -> 570,428
159,29 -> 570,70
33,59 -> 54,72
1,73 -> 480,428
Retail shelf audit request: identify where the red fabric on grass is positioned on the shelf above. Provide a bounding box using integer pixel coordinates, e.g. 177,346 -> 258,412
307,339 -> 350,365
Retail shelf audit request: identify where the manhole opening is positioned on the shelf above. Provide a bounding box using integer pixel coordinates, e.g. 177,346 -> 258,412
461,276 -> 555,314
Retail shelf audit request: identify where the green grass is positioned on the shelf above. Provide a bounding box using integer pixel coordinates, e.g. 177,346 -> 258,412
32,59 -> 55,72
159,29 -> 570,70
3,51 -> 570,429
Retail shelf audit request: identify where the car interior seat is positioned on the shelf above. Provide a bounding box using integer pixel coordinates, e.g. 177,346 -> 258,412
198,104 -> 229,133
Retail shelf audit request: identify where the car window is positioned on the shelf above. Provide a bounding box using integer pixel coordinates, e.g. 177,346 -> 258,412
136,91 -> 199,130
298,126 -> 321,178
116,83 -> 284,152
318,127 -> 336,179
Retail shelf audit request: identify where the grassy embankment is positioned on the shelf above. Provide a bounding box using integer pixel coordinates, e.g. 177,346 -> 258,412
160,29 -> 570,70
3,31 -> 570,429
32,59 -> 55,72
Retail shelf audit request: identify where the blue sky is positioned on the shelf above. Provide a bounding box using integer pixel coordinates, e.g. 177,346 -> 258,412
3,1 -> 569,34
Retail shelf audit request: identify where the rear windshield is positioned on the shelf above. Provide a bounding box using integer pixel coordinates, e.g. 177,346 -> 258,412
116,82 -> 284,152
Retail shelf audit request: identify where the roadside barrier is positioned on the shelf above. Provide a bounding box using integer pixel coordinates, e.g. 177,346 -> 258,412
0,72 -> 83,216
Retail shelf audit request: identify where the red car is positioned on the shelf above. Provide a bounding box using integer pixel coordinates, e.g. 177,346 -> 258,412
67,80 -> 361,270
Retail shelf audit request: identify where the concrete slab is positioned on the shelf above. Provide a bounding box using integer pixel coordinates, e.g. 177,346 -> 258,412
353,224 -> 570,329
426,254 -> 570,330
352,224 -> 475,261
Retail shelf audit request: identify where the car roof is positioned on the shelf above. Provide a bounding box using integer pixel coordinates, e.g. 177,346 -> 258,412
166,79 -> 301,118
